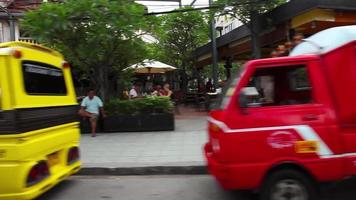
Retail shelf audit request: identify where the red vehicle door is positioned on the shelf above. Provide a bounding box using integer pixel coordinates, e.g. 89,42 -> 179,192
220,58 -> 342,181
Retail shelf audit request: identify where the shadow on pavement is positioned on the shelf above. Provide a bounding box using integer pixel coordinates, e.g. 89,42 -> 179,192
321,177 -> 356,200
36,176 -> 356,200
36,180 -> 77,200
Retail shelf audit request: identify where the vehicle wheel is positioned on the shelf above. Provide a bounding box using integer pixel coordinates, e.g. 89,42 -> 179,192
260,169 -> 318,200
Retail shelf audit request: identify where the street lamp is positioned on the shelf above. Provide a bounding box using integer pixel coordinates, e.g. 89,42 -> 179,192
0,6 -> 15,41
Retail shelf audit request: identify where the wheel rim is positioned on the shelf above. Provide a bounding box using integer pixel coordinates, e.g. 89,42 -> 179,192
270,179 -> 308,200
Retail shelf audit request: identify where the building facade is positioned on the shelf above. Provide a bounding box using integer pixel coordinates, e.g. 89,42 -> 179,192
0,0 -> 62,42
215,15 -> 243,37
195,0 -> 356,69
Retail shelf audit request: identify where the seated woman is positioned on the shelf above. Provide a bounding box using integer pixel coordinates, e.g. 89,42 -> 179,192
151,85 -> 162,96
160,83 -> 173,97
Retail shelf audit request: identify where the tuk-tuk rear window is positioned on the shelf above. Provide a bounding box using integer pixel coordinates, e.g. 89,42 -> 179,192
22,61 -> 67,95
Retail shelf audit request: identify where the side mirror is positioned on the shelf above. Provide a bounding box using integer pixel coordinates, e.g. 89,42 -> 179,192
238,87 -> 261,113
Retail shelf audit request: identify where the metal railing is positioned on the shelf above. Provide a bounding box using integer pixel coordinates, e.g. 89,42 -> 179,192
18,37 -> 37,44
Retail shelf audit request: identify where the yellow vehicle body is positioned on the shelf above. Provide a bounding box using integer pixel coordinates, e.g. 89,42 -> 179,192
0,42 -> 80,200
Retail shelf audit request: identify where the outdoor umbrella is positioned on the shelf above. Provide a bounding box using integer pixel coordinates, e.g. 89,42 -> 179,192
125,59 -> 176,74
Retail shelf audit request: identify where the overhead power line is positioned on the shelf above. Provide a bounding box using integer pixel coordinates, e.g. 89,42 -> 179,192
190,0 -> 198,6
136,0 -> 182,7
144,0 -> 266,15
139,4 -> 211,6
136,0 -> 180,1
144,5 -> 221,15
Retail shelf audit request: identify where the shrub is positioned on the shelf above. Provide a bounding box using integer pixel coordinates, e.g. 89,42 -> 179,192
105,96 -> 174,116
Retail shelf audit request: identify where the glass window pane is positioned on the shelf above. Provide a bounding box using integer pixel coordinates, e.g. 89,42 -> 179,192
22,61 -> 67,95
244,65 -> 312,107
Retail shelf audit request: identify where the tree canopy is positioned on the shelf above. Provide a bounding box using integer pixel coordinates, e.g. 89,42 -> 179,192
151,7 -> 210,91
21,0 -> 155,100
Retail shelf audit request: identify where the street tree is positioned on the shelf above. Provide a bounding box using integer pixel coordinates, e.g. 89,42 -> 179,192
152,7 -> 209,92
21,0 -> 155,100
217,0 -> 287,58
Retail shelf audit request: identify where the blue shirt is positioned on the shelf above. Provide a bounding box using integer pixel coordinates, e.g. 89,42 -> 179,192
81,96 -> 103,114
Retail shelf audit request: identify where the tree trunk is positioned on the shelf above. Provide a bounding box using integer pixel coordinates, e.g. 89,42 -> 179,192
181,64 -> 188,93
96,65 -> 110,101
250,10 -> 261,59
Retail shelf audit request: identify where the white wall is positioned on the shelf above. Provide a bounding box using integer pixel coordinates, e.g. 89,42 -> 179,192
0,19 -> 20,42
216,15 -> 243,37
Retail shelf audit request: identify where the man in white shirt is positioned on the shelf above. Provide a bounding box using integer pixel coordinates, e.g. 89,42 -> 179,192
129,85 -> 139,99
79,89 -> 106,137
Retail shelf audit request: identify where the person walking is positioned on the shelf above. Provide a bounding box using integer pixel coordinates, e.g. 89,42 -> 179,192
79,89 -> 107,137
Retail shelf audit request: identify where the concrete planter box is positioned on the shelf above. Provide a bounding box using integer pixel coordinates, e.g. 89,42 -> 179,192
80,113 -> 175,133
103,113 -> 175,132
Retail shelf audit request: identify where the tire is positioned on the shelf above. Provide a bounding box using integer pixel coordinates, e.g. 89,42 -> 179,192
260,169 -> 318,200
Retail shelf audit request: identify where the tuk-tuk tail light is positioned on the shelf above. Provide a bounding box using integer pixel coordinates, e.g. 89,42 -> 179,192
26,161 -> 49,187
67,147 -> 80,165
11,50 -> 22,59
62,61 -> 70,69
209,122 -> 223,137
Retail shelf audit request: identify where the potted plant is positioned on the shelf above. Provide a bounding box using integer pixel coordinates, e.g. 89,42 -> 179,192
102,96 -> 175,132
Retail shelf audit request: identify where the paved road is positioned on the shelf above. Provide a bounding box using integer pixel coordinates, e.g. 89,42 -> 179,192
37,175 -> 255,200
37,175 -> 356,200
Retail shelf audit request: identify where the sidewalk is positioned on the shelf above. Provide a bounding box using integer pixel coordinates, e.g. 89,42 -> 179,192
80,106 -> 208,170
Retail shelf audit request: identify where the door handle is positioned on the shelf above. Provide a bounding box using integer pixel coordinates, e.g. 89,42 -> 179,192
302,114 -> 319,121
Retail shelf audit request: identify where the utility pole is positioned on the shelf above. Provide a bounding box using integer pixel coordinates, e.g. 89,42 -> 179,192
250,10 -> 261,59
209,0 -> 219,89
249,0 -> 263,59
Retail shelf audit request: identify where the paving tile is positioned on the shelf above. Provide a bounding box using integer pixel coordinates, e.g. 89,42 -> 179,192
136,157 -> 158,162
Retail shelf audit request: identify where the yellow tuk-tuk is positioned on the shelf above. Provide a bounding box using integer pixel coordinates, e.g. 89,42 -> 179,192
0,42 -> 80,200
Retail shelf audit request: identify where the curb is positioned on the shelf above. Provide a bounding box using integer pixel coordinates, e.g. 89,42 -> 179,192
78,166 -> 208,176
